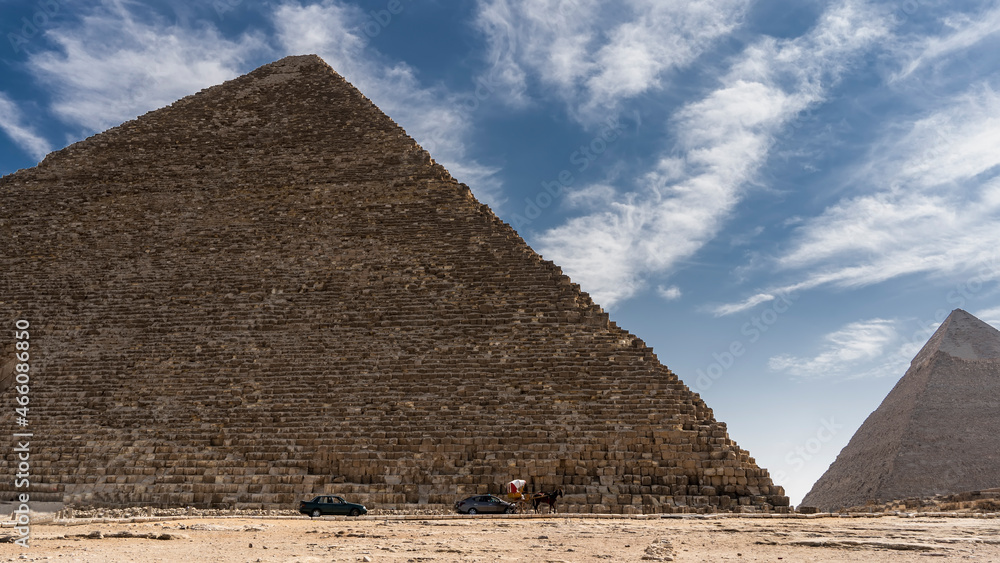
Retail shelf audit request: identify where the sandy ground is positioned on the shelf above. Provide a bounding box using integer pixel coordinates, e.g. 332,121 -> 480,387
2,513 -> 999,562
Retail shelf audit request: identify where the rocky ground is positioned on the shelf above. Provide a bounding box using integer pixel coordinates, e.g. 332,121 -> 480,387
2,513 -> 998,562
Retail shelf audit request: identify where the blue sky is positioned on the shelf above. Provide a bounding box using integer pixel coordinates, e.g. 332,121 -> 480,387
3,0 -> 1000,505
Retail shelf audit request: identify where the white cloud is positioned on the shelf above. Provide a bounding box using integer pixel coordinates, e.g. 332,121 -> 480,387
896,4 -> 1000,80
473,0 -> 533,106
538,201 -> 647,305
0,93 -> 52,161
974,306 -> 1000,329
473,0 -> 747,120
28,2 -> 270,133
563,183 -> 618,209
892,85 -> 1000,189
772,86 -> 1000,291
712,82 -> 1000,315
769,318 -> 901,378
272,0 -> 506,208
709,293 -> 776,317
656,285 -> 681,301
584,0 -> 748,113
538,0 -> 889,308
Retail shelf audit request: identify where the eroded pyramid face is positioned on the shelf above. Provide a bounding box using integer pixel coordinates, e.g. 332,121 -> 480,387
0,54 -> 786,513
802,309 -> 1000,511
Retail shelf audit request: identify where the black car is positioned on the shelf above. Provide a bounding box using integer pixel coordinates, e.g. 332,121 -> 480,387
454,495 -> 516,514
299,495 -> 368,517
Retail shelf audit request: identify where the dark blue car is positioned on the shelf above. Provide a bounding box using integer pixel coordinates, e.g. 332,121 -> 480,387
299,495 -> 368,517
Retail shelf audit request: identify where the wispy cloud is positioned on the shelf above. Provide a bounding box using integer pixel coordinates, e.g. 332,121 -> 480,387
473,0 -> 532,107
473,0 -> 748,121
896,4 -> 1000,80
710,292 -> 778,317
0,93 -> 52,161
769,318 -> 902,378
538,0 -> 889,308
775,86 -> 1000,289
974,306 -> 1000,329
272,0 -> 505,208
713,78 -> 1000,315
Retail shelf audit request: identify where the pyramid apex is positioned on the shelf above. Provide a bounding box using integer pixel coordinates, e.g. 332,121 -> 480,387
267,53 -> 327,68
247,53 -> 336,79
912,308 -> 1000,365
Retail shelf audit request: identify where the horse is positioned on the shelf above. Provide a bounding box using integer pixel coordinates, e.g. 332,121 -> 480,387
531,489 -> 564,513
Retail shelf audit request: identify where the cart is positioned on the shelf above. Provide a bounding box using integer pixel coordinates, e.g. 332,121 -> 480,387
504,479 -> 536,514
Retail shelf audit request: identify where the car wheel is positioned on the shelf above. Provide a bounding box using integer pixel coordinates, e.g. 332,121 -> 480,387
349,508 -> 361,517
467,508 -> 477,515
505,507 -> 515,514
311,509 -> 321,518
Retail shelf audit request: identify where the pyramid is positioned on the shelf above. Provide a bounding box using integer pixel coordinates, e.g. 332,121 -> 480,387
0,55 -> 786,513
802,309 -> 1000,510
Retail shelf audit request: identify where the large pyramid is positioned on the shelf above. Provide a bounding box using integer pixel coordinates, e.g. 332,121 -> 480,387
802,309 -> 1000,510
0,55 -> 786,513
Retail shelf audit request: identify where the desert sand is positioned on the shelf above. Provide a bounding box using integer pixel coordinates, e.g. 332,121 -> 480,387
2,513 -> 998,562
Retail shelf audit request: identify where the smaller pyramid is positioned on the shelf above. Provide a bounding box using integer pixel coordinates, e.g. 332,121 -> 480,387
802,309 -> 1000,510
